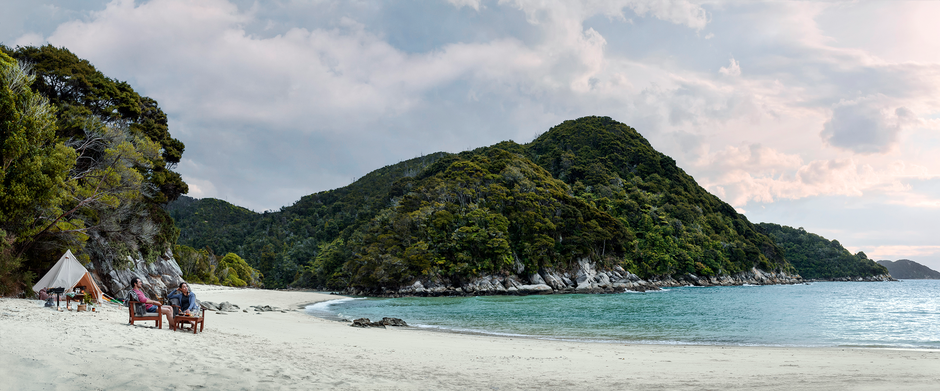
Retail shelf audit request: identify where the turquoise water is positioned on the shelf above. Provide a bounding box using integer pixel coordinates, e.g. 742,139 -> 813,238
306,280 -> 940,348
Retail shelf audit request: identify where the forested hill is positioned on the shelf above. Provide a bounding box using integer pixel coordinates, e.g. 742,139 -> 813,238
166,153 -> 450,285
876,260 -> 940,279
757,223 -> 890,280
170,117 -> 796,290
2,45 -> 187,296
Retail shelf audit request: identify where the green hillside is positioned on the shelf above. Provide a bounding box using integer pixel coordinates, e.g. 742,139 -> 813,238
757,223 -> 889,279
169,117 -> 794,290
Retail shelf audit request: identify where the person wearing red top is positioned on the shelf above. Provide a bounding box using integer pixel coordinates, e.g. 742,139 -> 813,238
130,277 -> 174,327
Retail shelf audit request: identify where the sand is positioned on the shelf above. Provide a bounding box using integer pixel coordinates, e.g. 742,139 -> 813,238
1,284 -> 938,390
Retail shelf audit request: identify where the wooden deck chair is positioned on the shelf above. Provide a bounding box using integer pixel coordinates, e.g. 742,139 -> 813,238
126,292 -> 165,329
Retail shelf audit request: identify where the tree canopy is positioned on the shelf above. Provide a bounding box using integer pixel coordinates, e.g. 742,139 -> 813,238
757,223 -> 888,279
170,117 -> 797,291
0,45 -> 188,295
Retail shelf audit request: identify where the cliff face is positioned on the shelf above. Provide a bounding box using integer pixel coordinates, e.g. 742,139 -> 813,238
877,260 -> 940,279
346,258 -> 805,297
85,249 -> 184,300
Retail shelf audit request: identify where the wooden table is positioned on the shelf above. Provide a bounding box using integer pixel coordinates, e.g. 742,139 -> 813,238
66,294 -> 85,308
174,314 -> 205,334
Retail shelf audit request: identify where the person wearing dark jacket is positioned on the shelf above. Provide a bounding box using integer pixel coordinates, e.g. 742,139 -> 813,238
167,282 -> 198,315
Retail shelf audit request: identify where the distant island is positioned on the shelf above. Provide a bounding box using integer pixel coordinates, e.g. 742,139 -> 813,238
876,260 -> 940,279
757,223 -> 890,281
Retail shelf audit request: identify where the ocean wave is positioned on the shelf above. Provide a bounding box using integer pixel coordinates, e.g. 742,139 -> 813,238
305,297 -> 364,313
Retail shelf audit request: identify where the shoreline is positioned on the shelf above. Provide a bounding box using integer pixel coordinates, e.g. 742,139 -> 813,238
3,285 -> 939,390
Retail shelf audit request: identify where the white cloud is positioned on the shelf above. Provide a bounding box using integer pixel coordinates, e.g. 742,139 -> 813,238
695,141 -> 932,207
503,0 -> 708,30
719,57 -> 740,77
625,0 -> 709,30
447,0 -> 483,11
865,245 -> 940,262
821,94 -> 919,154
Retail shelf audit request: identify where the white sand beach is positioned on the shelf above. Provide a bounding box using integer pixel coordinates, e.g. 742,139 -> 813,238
2,285 -> 938,390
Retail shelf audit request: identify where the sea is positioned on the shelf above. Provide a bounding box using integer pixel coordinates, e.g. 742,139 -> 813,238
306,280 -> 940,349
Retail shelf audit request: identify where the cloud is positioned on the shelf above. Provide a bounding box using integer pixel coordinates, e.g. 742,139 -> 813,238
447,0 -> 483,11
821,94 -> 919,154
719,57 -> 740,77
5,0 -> 938,219
695,142 -> 932,207
503,0 -> 708,30
624,0 -> 709,30
865,245 -> 940,263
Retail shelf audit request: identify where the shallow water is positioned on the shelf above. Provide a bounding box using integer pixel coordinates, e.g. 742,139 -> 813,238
306,280 -> 940,348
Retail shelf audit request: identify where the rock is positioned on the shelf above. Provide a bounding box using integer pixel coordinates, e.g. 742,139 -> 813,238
380,317 -> 408,327
512,254 -> 525,274
351,318 -> 386,328
517,284 -> 553,294
502,276 -> 523,290
528,273 -> 546,285
594,272 -> 611,288
407,280 -> 426,294
218,301 -> 239,312
539,269 -> 568,291
94,248 -> 186,304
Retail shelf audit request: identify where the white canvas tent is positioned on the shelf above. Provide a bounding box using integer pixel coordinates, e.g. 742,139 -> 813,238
32,249 -> 103,304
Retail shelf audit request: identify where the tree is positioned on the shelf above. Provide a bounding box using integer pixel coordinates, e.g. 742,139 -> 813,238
218,253 -> 263,287
4,45 -> 188,204
0,53 -> 79,294
0,45 -> 189,293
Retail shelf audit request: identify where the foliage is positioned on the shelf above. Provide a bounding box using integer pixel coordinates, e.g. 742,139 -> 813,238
173,245 -> 261,287
524,117 -> 787,277
171,117 -> 794,291
6,45 -> 187,203
0,52 -> 74,294
757,223 -> 888,279
0,52 -> 75,247
218,252 -> 262,287
0,229 -> 25,296
167,153 -> 449,288
173,244 -> 219,284
0,45 -> 188,293
339,149 -> 631,290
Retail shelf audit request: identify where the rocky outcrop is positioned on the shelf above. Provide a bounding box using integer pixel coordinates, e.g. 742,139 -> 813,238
346,257 -> 806,297
350,317 -> 409,328
805,274 -> 896,282
85,248 -> 185,300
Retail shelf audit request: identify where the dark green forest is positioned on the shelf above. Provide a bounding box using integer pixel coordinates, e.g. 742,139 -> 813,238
1,45 -> 188,295
757,223 -> 889,279
170,117 -> 799,290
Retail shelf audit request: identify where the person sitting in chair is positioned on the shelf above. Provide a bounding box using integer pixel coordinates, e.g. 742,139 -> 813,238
130,277 -> 174,327
167,282 -> 198,316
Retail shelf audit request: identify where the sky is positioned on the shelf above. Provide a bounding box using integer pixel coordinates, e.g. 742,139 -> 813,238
3,0 -> 940,271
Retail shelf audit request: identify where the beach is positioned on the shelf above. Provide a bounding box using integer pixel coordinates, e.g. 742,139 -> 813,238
1,285 -> 938,390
